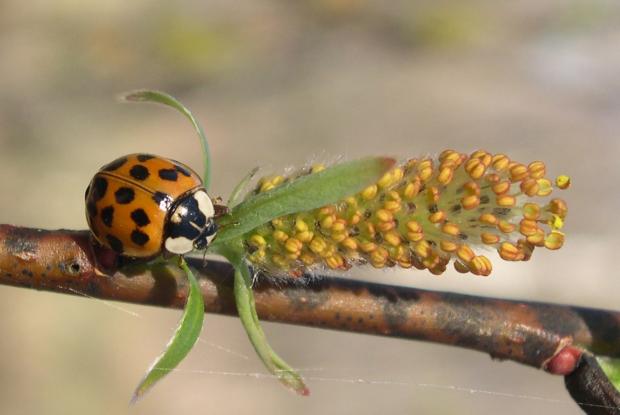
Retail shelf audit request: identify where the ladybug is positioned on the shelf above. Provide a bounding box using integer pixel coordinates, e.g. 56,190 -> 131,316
85,153 -> 220,258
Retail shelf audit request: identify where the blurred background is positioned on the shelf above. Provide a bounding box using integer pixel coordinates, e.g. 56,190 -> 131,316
0,0 -> 619,413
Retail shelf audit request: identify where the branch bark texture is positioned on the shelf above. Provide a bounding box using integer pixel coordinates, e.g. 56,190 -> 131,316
1,224 -> 619,413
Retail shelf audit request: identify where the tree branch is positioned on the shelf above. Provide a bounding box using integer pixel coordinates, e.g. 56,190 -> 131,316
1,224 -> 619,413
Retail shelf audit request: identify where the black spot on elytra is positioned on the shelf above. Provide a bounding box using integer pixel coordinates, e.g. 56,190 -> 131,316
106,234 -> 124,253
130,208 -> 150,227
158,168 -> 178,181
101,206 -> 114,227
137,154 -> 155,162
115,187 -> 135,204
87,201 -> 97,218
153,192 -> 172,210
175,164 -> 192,177
102,157 -> 128,172
129,164 -> 150,181
131,230 -> 150,246
91,177 -> 108,201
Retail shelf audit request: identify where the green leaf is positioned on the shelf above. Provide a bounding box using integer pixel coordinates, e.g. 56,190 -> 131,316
131,257 -> 205,402
598,357 -> 620,392
121,90 -> 213,190
211,156 -> 395,245
212,241 -> 309,395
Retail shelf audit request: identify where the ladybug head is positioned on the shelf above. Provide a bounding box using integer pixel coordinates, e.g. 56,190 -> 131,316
163,189 -> 217,255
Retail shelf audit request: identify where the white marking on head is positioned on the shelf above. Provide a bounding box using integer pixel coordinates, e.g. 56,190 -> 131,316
165,236 -> 194,254
194,189 -> 215,219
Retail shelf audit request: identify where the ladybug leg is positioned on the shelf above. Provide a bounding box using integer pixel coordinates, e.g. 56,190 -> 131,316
213,201 -> 229,219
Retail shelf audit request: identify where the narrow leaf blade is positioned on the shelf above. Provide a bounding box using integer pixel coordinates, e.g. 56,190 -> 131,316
214,242 -> 309,395
213,157 -> 395,244
121,90 -> 212,189
131,259 -> 204,402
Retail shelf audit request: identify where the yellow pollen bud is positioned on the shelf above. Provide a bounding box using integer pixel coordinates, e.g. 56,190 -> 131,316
348,210 -> 362,225
520,178 -> 539,197
498,220 -> 516,233
309,237 -> 327,254
437,167 -> 454,185
370,247 -> 389,267
296,231 -> 314,243
407,231 -> 424,242
439,149 -> 458,162
417,159 -> 433,182
465,159 -> 486,179
526,229 -> 545,246
492,181 -> 511,195
457,245 -> 475,263
492,154 -> 510,171
550,215 -> 564,230
549,198 -> 568,218
403,181 -> 420,199
527,161 -> 546,179
519,219 -> 538,236
509,164 -> 529,182
461,195 -> 480,210
496,195 -> 516,208
320,215 -> 334,229
331,232 -> 347,243
376,209 -> 393,223
406,220 -> 422,233
463,181 -> 481,196
479,213 -> 498,225
536,178 -> 553,196
300,252 -> 316,265
359,241 -> 377,253
481,232 -> 500,245
295,218 -> 308,232
441,223 -> 460,236
544,230 -> 565,250
470,255 -> 491,276
332,219 -> 347,232
556,175 -> 571,190
384,231 -> 402,247
326,254 -> 345,269
383,200 -> 402,212
440,240 -> 458,253
499,242 -> 522,261
341,237 -> 358,251
249,234 -> 266,247
361,185 -> 378,200
523,203 -> 541,220
454,260 -> 470,273
415,240 -> 432,259
285,238 -> 302,254
273,230 -> 289,242
429,211 -> 446,224
376,221 -> 395,232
